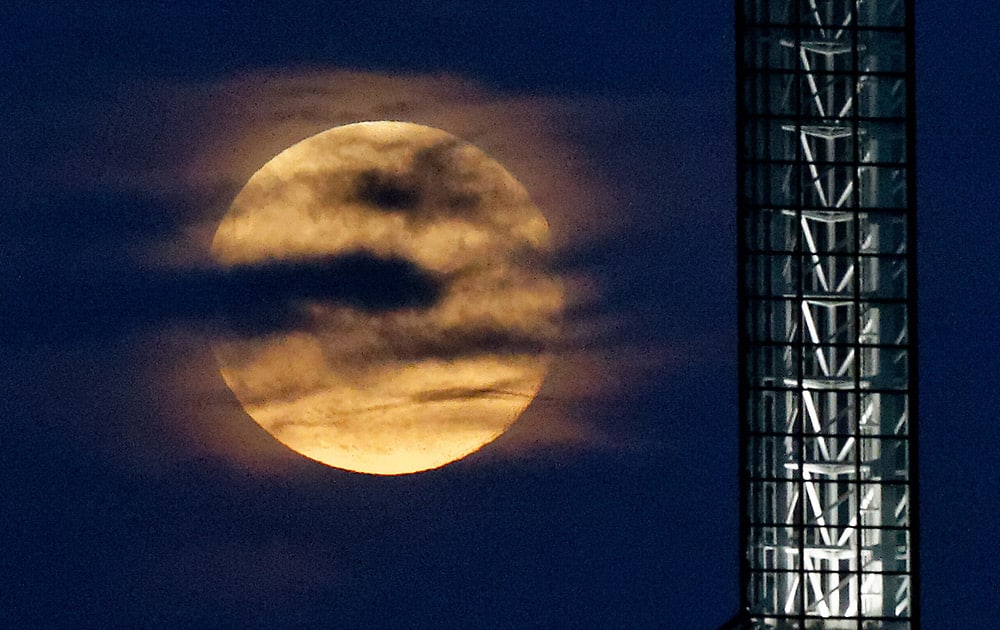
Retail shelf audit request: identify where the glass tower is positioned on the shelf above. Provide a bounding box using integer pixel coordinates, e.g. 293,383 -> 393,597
733,0 -> 917,628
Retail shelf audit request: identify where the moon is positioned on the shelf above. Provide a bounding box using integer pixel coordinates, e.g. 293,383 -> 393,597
210,121 -> 563,475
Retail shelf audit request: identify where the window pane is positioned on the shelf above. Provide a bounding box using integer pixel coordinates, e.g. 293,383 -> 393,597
860,346 -> 909,389
748,388 -> 802,433
861,439 -> 910,480
861,212 -> 908,254
750,434 -> 800,479
859,166 -> 908,207
748,299 -> 802,343
858,0 -> 906,27
859,75 -> 907,118
745,208 -> 800,253
860,392 -> 909,436
747,254 -> 800,297
860,28 -> 908,73
802,389 -> 857,434
861,121 -> 907,163
860,255 -> 907,298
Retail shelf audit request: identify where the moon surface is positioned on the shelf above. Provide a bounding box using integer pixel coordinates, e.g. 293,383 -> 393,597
210,121 -> 562,475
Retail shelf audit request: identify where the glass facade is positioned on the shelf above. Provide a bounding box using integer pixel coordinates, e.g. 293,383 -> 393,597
736,1 -> 917,628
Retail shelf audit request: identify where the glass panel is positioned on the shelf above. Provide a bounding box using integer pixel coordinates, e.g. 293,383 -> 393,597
858,0 -> 906,27
797,132 -> 857,167
748,571 -> 803,615
802,434 -> 856,465
801,254 -> 856,295
744,163 -> 800,206
876,482 -> 911,528
859,392 -> 909,436
750,434 -> 801,479
742,72 -> 798,115
860,255 -> 907,298
745,118 -> 803,161
749,527 -> 777,570
798,482 -> 862,524
802,72 -> 864,119
798,0 -> 852,28
799,27 -> 857,72
858,484 -> 910,528
877,574 -> 912,619
858,74 -> 907,118
800,212 -> 857,254
860,530 -> 912,574
799,163 -> 857,209
861,121 -> 907,163
743,121 -> 763,160
744,26 -> 798,70
750,480 -> 802,524
802,299 -> 855,344
748,299 -> 801,342
749,344 -> 802,385
806,525 -> 860,558
860,346 -> 909,389
747,254 -> 800,297
748,388 -> 802,433
749,525 -> 801,570
757,163 -> 799,206
745,208 -> 800,253
802,343 -> 856,381
861,439 -> 910,480
859,166 -> 908,208
861,302 -> 909,346
743,0 -> 797,26
860,28 -> 908,73
769,72 -> 798,115
860,212 -> 908,254
802,389 -> 857,434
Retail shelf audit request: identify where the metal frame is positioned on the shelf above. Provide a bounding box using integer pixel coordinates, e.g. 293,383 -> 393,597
734,1 -> 918,628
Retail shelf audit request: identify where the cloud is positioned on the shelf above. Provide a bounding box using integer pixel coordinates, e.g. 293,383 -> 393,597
10,68 -> 691,474
54,70 -> 625,267
347,140 -> 499,223
208,253 -> 443,336
1,241 -> 443,345
375,323 -> 551,362
353,167 -> 422,211
409,384 -> 533,404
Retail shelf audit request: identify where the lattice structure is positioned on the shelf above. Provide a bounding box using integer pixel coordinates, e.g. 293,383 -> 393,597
734,0 -> 917,628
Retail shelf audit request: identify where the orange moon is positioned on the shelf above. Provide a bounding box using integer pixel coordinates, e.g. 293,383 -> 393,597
210,121 -> 562,475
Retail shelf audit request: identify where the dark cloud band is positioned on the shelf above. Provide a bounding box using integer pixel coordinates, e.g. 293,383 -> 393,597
2,201 -> 443,346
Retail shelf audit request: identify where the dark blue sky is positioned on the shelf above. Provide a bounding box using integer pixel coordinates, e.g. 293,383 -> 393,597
2,2 -> 997,628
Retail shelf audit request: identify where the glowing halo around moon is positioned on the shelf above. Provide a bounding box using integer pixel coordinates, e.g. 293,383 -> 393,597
210,121 -> 563,475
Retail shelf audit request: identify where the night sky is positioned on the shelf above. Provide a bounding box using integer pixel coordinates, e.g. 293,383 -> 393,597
3,3 -> 998,628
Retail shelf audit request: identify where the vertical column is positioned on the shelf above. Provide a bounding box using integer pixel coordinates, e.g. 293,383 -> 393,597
736,0 -> 917,628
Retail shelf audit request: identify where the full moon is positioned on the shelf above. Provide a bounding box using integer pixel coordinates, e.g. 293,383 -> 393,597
211,121 -> 563,475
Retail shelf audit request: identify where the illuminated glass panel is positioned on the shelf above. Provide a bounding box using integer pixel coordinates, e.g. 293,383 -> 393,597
736,0 -> 917,627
